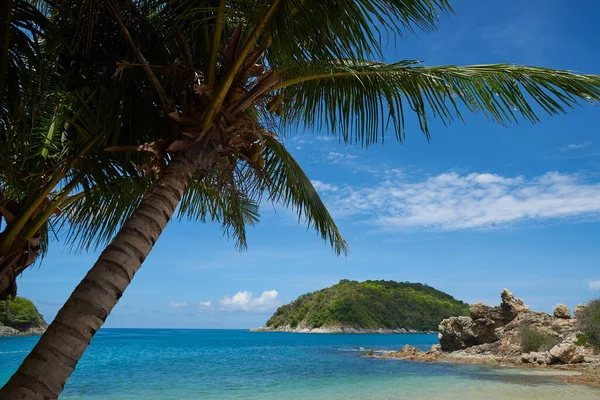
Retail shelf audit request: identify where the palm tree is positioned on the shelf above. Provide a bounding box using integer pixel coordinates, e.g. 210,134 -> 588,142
0,1 -> 159,300
3,0 -> 600,398
0,1 -> 134,299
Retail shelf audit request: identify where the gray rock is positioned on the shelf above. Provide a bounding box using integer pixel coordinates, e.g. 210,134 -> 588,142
574,304 -> 586,319
521,351 -> 555,365
553,304 -> 571,319
500,288 -> 529,321
0,326 -> 20,336
439,289 -> 533,352
470,303 -> 492,319
0,326 -> 46,337
549,343 -> 585,364
438,316 -> 500,351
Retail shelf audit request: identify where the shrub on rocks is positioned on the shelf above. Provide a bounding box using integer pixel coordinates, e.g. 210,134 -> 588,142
519,326 -> 560,353
576,298 -> 600,352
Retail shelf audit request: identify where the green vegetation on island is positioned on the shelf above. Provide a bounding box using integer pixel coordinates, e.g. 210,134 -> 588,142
266,280 -> 469,331
0,297 -> 46,331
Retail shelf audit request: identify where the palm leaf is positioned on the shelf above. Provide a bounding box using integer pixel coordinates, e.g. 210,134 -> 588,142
253,0 -> 452,65
261,135 -> 348,255
178,169 -> 261,250
276,61 -> 600,145
59,174 -> 152,252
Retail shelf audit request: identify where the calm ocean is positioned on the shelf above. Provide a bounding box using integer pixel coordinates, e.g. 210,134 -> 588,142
0,329 -> 598,399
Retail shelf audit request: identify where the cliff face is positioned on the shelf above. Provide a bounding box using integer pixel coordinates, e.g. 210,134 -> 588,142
256,279 -> 469,333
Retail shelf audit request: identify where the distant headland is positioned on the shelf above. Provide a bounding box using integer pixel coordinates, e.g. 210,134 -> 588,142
251,279 -> 469,333
0,296 -> 47,336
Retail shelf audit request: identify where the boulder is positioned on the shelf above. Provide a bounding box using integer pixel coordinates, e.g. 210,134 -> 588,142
521,351 -> 555,365
429,344 -> 442,353
553,304 -> 571,319
549,343 -> 585,364
438,316 -> 500,351
380,344 -> 442,361
500,288 -> 529,321
574,304 -> 586,319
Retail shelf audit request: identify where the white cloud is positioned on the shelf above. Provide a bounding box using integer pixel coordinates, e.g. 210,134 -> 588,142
311,180 -> 339,193
168,301 -> 189,308
314,171 -> 600,231
219,290 -> 281,313
315,135 -> 336,142
564,142 -> 591,151
197,301 -> 212,310
589,281 -> 600,291
327,152 -> 358,164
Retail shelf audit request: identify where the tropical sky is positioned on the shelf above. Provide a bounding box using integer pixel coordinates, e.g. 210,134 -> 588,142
20,0 -> 600,329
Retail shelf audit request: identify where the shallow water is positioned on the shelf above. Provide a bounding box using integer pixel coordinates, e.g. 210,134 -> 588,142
0,329 -> 598,399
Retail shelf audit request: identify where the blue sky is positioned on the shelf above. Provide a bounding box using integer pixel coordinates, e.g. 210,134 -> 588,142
18,0 -> 600,328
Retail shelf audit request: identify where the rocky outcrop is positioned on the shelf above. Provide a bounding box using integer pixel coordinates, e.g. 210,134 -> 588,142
500,289 -> 529,320
522,351 -> 554,365
363,344 -> 442,362
0,326 -> 45,336
438,288 -> 528,351
438,316 -> 499,351
0,326 -> 20,336
574,304 -> 587,319
437,289 -> 597,368
554,304 -> 571,319
361,290 -> 599,387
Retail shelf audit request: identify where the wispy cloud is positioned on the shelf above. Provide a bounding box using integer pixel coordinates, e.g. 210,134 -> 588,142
589,281 -> 600,291
327,152 -> 358,164
314,171 -> 600,231
562,142 -> 592,151
197,301 -> 212,310
169,291 -> 280,313
168,301 -> 189,308
219,290 -> 281,313
312,180 -> 339,193
315,135 -> 337,142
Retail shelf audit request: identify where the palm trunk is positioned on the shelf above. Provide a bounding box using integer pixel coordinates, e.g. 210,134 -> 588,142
0,153 -> 197,399
0,244 -> 41,300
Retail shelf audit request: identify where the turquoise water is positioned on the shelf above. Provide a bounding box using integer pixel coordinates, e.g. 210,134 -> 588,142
1,329 -> 599,399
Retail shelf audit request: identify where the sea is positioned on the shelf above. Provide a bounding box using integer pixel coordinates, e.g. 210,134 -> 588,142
0,329 -> 599,399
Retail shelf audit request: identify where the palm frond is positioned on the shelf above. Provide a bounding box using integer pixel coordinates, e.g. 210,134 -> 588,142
59,174 -> 152,252
261,135 -> 348,255
261,0 -> 452,65
179,169 -> 261,251
276,61 -> 600,145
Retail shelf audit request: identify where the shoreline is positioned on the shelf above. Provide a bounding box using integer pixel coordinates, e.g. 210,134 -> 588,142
0,326 -> 46,337
249,326 -> 437,334
363,345 -> 600,388
442,353 -> 600,387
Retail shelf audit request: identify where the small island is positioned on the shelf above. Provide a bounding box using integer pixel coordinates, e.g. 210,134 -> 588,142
252,279 -> 469,333
0,296 -> 47,336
